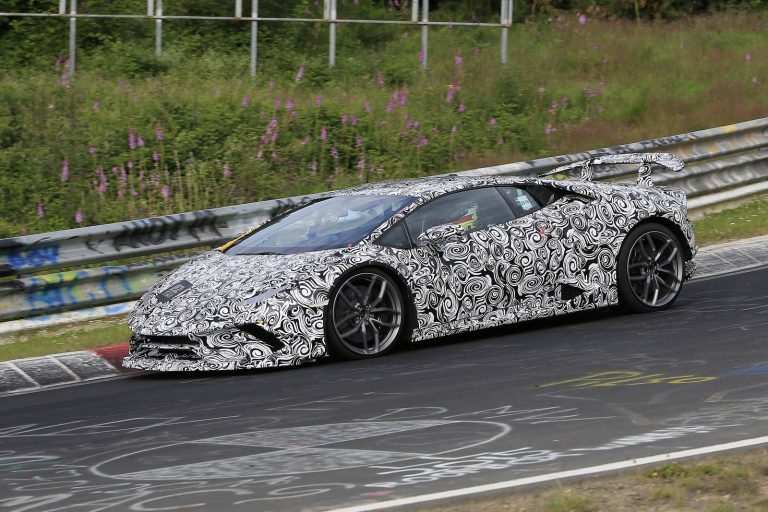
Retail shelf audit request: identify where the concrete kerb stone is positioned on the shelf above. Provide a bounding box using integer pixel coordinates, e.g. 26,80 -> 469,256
1,234 -> 767,396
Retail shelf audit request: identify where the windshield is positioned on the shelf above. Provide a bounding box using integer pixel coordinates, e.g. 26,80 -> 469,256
225,194 -> 414,255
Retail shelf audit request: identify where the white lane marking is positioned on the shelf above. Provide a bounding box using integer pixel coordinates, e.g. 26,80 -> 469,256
328,435 -> 768,512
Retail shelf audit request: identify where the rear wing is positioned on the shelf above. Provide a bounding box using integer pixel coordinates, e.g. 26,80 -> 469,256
538,152 -> 685,186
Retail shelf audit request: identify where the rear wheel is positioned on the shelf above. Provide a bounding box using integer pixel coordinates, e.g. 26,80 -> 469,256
327,268 -> 409,359
617,223 -> 684,313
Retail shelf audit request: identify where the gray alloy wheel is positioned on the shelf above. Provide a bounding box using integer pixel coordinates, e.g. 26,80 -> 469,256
617,222 -> 685,312
328,269 -> 405,359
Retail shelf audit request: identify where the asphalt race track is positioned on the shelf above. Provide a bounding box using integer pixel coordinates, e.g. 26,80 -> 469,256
1,266 -> 768,511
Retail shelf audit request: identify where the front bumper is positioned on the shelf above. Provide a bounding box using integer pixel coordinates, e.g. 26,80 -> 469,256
123,329 -> 323,371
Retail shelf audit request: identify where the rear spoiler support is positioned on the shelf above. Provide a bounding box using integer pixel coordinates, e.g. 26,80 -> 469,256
538,152 -> 685,186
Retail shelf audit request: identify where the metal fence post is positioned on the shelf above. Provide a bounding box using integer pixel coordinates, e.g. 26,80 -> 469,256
420,0 -> 428,70
147,0 -> 154,17
500,0 -> 509,66
411,0 -> 419,22
68,0 -> 76,76
326,0 -> 337,68
235,0 -> 242,18
250,0 -> 258,76
59,0 -> 66,15
155,0 -> 163,56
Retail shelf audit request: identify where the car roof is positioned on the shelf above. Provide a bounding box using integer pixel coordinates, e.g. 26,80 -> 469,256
329,174 -> 537,199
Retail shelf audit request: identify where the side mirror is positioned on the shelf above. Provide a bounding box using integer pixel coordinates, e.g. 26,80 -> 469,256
417,223 -> 468,248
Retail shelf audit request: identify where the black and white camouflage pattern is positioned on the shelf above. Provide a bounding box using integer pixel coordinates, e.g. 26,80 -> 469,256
124,173 -> 697,371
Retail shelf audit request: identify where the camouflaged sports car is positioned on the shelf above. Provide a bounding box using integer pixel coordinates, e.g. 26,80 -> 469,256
124,152 -> 697,371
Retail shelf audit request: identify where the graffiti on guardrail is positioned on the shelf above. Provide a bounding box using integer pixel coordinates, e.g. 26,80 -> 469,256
0,253 -> 193,321
111,211 -> 221,253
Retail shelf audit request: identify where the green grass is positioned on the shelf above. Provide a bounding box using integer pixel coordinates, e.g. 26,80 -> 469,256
0,318 -> 130,362
692,193 -> 768,246
0,11 -> 766,237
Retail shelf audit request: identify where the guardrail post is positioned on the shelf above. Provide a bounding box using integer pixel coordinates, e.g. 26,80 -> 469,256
68,0 -> 76,76
250,0 -> 258,76
155,0 -> 163,56
420,0 -> 428,70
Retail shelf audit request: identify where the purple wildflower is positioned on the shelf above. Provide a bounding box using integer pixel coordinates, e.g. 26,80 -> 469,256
286,99 -> 294,110
309,160 -> 318,173
88,146 -> 97,154
454,53 -> 463,68
458,103 -> 465,113
223,164 -> 231,177
295,63 -> 305,83
268,80 -> 275,91
451,125 -> 457,135
242,95 -> 251,107
315,95 -> 323,107
152,152 -> 159,162
161,185 -> 170,199
351,115 -> 358,126
75,210 -> 83,223
342,114 -> 349,124
364,100 -> 372,114
92,100 -> 100,111
36,201 -> 45,219
128,128 -> 137,150
545,123 -> 557,135
560,96 -> 569,108
321,126 -> 328,141
578,13 -> 587,25
61,160 -> 69,182
275,98 -> 282,109
376,71 -> 385,87
446,84 -> 457,104
155,124 -> 164,141
746,53 -> 752,62
489,118 -> 497,126
137,136 -> 145,148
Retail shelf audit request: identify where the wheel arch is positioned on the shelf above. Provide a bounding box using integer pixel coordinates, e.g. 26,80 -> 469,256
630,216 -> 694,261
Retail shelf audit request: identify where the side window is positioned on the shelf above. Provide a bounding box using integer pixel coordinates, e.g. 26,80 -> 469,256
375,222 -> 412,249
404,187 -> 515,246
521,184 -> 568,207
497,187 -> 541,218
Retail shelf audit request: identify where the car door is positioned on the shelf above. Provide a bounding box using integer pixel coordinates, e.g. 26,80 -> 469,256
496,185 -> 602,318
400,187 -> 517,330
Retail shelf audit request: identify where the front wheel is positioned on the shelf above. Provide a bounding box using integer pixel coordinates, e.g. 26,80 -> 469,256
326,268 -> 409,360
617,223 -> 685,313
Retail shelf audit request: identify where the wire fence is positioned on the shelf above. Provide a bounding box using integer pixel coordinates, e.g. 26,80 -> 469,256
0,0 -> 515,77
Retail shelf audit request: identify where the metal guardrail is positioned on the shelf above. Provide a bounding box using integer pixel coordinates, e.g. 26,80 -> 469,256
1,117 -> 766,324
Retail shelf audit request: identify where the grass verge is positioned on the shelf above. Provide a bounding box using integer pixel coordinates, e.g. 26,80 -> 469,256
416,448 -> 768,512
0,317 -> 130,362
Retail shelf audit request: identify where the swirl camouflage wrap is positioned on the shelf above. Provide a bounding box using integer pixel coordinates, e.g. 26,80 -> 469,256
124,163 -> 697,371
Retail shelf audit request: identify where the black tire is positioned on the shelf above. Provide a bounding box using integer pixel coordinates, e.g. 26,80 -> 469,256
326,268 -> 411,360
616,222 -> 685,313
